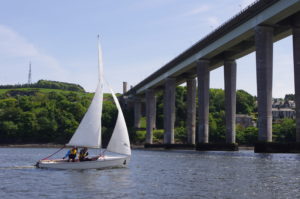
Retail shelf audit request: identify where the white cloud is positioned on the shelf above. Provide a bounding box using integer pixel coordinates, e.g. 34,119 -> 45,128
0,24 -> 69,84
0,25 -> 38,57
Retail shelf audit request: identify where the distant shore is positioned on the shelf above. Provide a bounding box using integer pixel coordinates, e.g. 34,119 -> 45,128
0,143 -> 254,150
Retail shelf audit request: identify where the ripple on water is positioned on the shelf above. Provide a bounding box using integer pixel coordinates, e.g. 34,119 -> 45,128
0,148 -> 300,199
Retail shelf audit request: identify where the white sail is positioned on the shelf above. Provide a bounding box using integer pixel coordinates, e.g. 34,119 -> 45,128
67,37 -> 104,148
106,84 -> 131,156
67,80 -> 103,148
37,37 -> 132,170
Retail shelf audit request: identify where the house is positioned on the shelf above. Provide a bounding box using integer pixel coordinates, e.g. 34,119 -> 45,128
272,108 -> 296,120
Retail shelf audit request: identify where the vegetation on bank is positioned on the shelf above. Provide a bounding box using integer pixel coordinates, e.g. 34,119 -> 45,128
0,80 -> 296,145
130,88 -> 296,145
0,80 -> 116,145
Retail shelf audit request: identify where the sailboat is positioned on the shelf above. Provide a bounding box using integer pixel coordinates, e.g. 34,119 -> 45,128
36,37 -> 131,170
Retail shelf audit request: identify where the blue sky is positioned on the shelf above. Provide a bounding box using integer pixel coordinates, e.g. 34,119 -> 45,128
0,0 -> 295,98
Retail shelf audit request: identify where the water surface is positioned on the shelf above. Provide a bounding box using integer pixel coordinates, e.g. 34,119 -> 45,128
0,148 -> 299,199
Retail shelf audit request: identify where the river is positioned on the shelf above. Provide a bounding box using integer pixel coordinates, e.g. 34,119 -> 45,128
0,148 -> 299,199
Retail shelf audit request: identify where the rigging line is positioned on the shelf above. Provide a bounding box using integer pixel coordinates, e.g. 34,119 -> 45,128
40,145 -> 66,160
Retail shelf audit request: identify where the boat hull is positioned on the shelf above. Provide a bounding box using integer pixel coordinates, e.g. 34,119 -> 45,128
36,155 -> 130,170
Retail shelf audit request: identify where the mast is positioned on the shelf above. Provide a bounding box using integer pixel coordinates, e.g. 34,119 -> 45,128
97,34 -> 103,149
97,35 -> 103,82
66,36 -> 104,148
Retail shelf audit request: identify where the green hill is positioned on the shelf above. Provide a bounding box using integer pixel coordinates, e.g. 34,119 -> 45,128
0,81 -> 120,144
0,80 -> 85,92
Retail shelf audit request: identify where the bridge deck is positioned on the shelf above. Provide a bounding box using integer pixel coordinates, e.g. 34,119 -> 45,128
126,0 -> 300,95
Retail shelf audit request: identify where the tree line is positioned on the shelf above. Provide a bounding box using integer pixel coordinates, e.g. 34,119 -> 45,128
0,80 -> 85,92
0,88 -> 120,145
0,83 -> 296,145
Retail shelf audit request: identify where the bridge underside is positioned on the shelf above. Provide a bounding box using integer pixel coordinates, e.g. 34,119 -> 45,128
126,0 -> 300,153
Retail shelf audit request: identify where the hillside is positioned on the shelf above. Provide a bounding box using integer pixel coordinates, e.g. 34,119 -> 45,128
0,81 -> 120,144
0,80 -> 85,92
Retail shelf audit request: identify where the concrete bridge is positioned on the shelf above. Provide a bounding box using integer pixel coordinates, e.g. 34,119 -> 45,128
124,0 -> 300,152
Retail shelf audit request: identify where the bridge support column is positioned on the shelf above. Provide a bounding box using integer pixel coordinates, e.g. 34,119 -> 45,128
224,60 -> 237,144
186,77 -> 196,145
255,26 -> 273,142
197,60 -> 210,144
134,98 -> 142,128
146,89 -> 156,144
293,13 -> 300,142
164,78 -> 176,144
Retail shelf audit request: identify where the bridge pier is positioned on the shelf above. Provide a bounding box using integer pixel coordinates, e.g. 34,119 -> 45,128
197,60 -> 210,144
186,77 -> 196,145
134,97 -> 142,128
293,13 -> 300,143
128,1 -> 300,153
164,78 -> 176,144
255,26 -> 273,142
146,89 -> 156,144
224,60 -> 237,144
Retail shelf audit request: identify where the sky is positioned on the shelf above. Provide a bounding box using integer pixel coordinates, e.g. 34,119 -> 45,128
0,0 -> 295,98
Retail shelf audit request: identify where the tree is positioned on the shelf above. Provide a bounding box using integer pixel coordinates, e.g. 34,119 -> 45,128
17,96 -> 33,111
236,90 -> 255,114
236,126 -> 258,145
19,112 -> 38,142
0,98 -> 17,108
102,100 -> 118,128
209,89 -> 225,113
273,118 -> 296,142
0,121 -> 19,143
284,94 -> 294,101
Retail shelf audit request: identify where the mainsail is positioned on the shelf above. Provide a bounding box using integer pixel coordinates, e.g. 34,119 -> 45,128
67,37 -> 104,148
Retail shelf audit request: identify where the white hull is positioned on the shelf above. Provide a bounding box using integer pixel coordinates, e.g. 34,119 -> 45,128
37,155 -> 130,170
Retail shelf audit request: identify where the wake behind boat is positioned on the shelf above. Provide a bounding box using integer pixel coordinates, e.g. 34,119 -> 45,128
36,36 -> 131,170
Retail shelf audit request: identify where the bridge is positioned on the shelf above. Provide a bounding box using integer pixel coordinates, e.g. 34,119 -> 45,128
124,0 -> 300,152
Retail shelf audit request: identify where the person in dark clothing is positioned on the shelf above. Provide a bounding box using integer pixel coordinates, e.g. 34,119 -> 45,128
79,147 -> 91,161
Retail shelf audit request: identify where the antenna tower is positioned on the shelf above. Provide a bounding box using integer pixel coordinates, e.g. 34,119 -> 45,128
28,61 -> 32,84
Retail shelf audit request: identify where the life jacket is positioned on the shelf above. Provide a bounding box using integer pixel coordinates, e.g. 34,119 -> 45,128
70,148 -> 77,155
79,150 -> 88,159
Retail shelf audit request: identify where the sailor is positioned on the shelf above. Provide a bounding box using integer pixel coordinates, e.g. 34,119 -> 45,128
62,150 -> 70,160
64,147 -> 77,162
79,147 -> 91,161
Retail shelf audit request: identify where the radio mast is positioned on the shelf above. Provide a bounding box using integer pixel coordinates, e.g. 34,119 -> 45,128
28,61 -> 32,84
